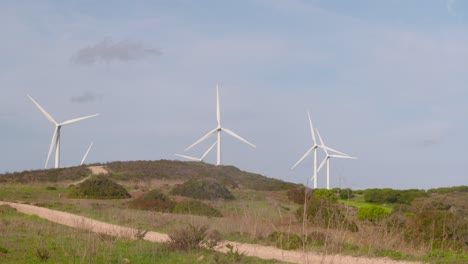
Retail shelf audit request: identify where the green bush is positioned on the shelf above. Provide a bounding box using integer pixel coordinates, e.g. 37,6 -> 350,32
170,178 -> 234,200
340,188 -> 354,199
172,200 -> 223,217
268,231 -> 303,250
313,189 -> 338,202
68,175 -> 130,199
364,188 -> 427,204
428,186 -> 468,194
129,189 -> 176,212
357,205 -> 389,222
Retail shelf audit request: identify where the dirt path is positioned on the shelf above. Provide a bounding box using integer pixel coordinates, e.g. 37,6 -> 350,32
0,201 -> 419,264
88,165 -> 109,175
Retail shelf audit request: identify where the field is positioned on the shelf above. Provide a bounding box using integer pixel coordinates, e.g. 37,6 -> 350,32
0,160 -> 467,263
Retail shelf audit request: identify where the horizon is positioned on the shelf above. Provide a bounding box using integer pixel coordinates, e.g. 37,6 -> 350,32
1,1 -> 468,190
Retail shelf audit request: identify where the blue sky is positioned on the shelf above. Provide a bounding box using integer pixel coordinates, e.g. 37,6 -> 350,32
1,0 -> 468,189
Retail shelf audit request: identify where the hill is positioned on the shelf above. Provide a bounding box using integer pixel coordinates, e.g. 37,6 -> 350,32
0,160 -> 297,191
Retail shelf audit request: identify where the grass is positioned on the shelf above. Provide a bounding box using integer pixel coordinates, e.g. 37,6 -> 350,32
1,169 -> 467,264
0,205 -> 284,263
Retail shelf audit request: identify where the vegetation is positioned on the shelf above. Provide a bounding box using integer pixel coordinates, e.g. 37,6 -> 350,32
129,189 -> 176,212
427,185 -> 468,194
68,175 -> 130,199
332,187 -> 354,199
286,186 -> 310,204
1,161 -> 467,263
0,205 -> 278,263
357,205 -> 389,222
170,178 -> 234,200
364,188 -> 428,204
296,192 -> 358,232
0,166 -> 90,183
268,231 -> 303,250
172,200 -> 223,217
166,224 -> 209,251
105,160 -> 297,191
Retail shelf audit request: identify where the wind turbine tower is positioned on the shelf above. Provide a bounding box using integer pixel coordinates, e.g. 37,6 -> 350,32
185,83 -> 255,165
28,95 -> 99,169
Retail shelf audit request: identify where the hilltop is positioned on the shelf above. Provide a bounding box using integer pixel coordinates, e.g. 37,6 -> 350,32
0,160 -> 297,191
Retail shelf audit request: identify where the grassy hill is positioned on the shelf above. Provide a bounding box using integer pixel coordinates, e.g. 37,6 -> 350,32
0,160 -> 297,191
0,160 -> 467,263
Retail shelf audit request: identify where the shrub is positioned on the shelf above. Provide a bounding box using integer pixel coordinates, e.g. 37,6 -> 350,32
364,188 -> 427,204
170,178 -> 234,200
357,205 -> 389,222
68,175 -> 130,199
428,186 -> 468,194
313,189 -> 338,202
205,229 -> 223,248
296,198 -> 358,232
339,188 -> 354,199
268,231 -> 303,250
172,200 -> 223,217
128,189 -> 176,212
364,188 -> 399,204
404,210 -> 468,251
166,224 -> 208,251
287,186 -> 311,204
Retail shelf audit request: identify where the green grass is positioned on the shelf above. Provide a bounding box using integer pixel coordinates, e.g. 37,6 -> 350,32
0,185 -> 68,202
339,199 -> 393,213
0,205 -> 284,263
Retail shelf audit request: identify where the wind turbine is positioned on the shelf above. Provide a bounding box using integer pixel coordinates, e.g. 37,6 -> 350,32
184,83 -> 256,165
80,142 -> 94,166
291,112 -> 346,189
316,128 -> 356,190
175,141 -> 216,162
28,95 -> 99,169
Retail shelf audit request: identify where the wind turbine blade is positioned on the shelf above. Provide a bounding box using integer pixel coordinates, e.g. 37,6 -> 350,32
185,128 -> 218,151
175,154 -> 201,161
307,111 -> 316,144
330,154 -> 357,159
320,145 -> 349,156
315,128 -> 328,155
80,142 -> 94,165
27,94 -> 57,125
317,157 -> 328,172
291,146 -> 314,170
45,127 -> 58,168
222,128 -> 256,148
216,82 -> 221,127
201,141 -> 217,160
60,114 -> 99,126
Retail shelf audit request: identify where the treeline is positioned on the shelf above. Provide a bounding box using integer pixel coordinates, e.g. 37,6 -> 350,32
360,186 -> 467,205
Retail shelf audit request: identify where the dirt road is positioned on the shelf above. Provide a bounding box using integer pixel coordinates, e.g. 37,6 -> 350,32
0,201 -> 419,264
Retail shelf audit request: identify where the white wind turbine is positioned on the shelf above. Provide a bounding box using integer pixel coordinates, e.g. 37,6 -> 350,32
291,112 -> 347,189
175,141 -> 217,162
80,142 -> 94,166
185,83 -> 256,165
28,95 -> 99,169
316,128 -> 356,190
